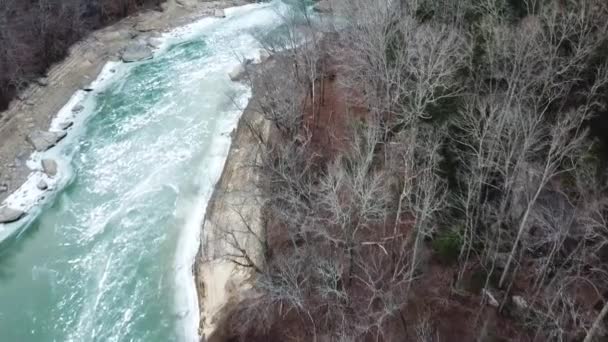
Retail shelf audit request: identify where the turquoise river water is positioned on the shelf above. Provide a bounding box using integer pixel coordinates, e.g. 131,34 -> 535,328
0,2 -> 285,341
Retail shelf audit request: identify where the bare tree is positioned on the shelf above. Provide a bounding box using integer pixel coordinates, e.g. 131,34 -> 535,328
584,301 -> 608,342
215,0 -> 608,340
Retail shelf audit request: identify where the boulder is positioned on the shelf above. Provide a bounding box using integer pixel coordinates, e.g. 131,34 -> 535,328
37,179 -> 48,191
16,151 -> 28,164
59,121 -> 74,130
121,43 -> 153,63
42,159 -> 58,177
136,21 -> 159,33
228,63 -> 247,82
36,77 -> 49,87
26,131 -> 67,152
146,37 -> 162,49
160,2 -> 171,12
176,0 -> 198,8
0,207 -> 25,224
214,9 -> 226,18
512,295 -> 528,311
72,104 -> 85,113
96,29 -> 130,44
0,184 -> 7,193
313,0 -> 332,13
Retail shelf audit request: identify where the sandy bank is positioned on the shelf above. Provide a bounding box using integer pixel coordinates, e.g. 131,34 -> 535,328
0,0 -> 251,206
195,61 -> 272,340
0,1 -> 271,339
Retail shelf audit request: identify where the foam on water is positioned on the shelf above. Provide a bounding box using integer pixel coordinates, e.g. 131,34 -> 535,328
0,62 -> 127,241
0,1 -> 287,341
0,0 -> 282,237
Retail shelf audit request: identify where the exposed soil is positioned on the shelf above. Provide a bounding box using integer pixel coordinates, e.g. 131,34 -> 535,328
303,35 -> 368,161
195,58 -> 276,341
207,40 -> 530,341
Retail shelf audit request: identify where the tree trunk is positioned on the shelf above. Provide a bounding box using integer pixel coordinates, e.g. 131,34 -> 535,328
583,301 -> 608,342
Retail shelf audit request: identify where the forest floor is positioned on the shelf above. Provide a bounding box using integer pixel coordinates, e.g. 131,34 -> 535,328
0,0 -> 250,204
203,38 -> 531,341
296,47 -> 526,342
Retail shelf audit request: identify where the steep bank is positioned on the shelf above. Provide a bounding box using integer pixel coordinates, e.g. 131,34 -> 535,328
194,1 -> 608,340
0,2 -> 286,341
0,0 -> 250,206
195,59 -> 272,340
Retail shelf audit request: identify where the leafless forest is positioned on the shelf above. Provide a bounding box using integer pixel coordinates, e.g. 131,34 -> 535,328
0,0 -> 162,110
211,0 -> 608,341
4,0 -> 608,340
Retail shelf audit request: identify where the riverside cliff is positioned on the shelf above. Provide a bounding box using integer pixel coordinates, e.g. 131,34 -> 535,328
195,57 -> 273,340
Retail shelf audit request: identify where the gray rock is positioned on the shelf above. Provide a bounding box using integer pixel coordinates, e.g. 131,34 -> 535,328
16,151 -> 29,164
59,121 -> 74,130
136,21 -> 159,32
96,29 -> 129,44
42,159 -> 58,177
228,64 -> 247,82
26,131 -> 67,152
214,9 -> 226,18
512,295 -> 528,311
146,37 -> 162,49
0,184 -> 8,193
121,43 -> 153,63
313,0 -> 332,13
0,207 -> 25,224
72,104 -> 84,113
37,179 -> 48,191
176,0 -> 197,7
36,77 -> 49,87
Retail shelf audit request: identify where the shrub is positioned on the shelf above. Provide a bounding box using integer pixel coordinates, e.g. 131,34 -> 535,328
431,228 -> 463,264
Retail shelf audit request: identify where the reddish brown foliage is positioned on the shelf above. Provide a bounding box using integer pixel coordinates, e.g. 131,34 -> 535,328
214,50 -> 526,342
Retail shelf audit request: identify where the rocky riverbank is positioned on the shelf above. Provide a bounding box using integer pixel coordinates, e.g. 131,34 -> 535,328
195,57 -> 273,340
0,0 -> 252,219
0,1 -> 274,339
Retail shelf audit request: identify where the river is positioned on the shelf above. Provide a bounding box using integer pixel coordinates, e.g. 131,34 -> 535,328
0,2 -> 285,341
